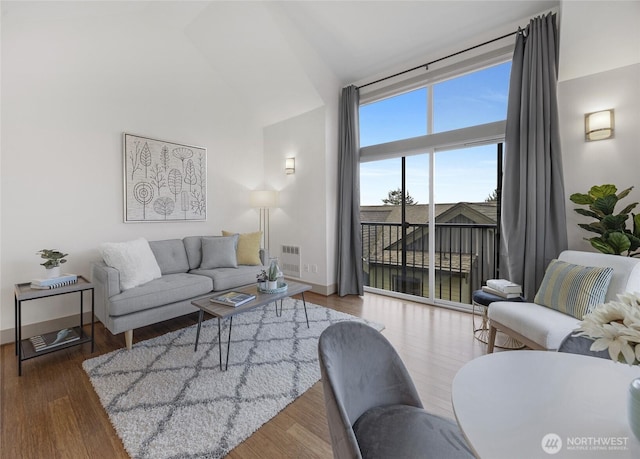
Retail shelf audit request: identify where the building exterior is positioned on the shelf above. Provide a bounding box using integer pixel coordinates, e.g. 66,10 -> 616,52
361,202 -> 498,304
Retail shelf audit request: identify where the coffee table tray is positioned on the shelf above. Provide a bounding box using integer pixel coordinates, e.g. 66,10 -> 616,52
258,282 -> 288,294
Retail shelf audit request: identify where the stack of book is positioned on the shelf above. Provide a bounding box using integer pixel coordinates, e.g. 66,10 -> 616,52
210,291 -> 256,307
30,273 -> 78,290
482,279 -> 522,299
29,328 -> 80,352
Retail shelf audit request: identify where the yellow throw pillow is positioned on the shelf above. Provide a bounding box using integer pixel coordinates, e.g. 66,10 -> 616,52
221,230 -> 262,265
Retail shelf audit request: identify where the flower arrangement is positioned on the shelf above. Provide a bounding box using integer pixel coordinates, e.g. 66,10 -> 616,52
257,270 -> 268,283
574,292 -> 640,365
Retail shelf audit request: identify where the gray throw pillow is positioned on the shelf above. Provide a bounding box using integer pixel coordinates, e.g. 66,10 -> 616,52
200,235 -> 238,269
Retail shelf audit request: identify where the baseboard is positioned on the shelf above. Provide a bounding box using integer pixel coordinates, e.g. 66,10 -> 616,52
284,278 -> 335,296
0,311 -> 94,346
2,281 -> 336,345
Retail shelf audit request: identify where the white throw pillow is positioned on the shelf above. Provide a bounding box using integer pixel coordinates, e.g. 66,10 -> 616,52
99,238 -> 162,291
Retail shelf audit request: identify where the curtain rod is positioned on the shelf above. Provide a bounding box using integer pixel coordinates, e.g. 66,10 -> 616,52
357,29 -> 520,90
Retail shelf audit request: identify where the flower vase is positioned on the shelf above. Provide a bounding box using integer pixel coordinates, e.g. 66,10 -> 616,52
46,266 -> 61,279
629,378 -> 640,441
268,259 -> 281,290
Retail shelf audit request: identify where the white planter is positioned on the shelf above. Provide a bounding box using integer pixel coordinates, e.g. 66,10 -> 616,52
267,280 -> 278,290
46,266 -> 61,278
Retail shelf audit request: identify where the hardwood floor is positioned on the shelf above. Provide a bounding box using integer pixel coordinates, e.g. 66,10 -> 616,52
1,292 -> 491,458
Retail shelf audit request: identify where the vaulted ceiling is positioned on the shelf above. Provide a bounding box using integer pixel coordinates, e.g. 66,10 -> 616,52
2,0 -> 559,125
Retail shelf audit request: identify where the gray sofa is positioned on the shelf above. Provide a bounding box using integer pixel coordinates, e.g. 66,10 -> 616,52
91,236 -> 268,349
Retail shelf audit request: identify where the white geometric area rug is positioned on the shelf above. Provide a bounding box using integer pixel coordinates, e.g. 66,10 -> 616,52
83,298 -> 383,459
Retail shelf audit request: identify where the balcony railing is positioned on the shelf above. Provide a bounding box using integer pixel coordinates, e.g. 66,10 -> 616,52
361,221 -> 498,305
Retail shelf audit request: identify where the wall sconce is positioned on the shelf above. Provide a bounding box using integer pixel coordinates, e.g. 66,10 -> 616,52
585,109 -> 614,141
285,157 -> 295,175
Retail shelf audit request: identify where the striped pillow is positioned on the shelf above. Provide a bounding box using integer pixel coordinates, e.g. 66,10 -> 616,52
534,259 -> 613,319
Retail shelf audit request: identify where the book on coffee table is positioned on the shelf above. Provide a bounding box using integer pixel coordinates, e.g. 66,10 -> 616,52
210,291 -> 256,307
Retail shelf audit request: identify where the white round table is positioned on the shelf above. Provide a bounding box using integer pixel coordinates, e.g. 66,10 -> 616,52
452,351 -> 640,458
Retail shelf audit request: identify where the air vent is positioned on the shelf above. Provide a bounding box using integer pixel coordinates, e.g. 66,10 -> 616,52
281,245 -> 301,278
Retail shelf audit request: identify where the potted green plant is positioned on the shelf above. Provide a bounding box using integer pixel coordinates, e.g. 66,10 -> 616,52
570,184 -> 640,256
36,249 -> 68,278
267,260 -> 280,290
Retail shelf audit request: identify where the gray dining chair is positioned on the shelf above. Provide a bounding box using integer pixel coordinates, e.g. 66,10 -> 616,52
318,321 -> 474,459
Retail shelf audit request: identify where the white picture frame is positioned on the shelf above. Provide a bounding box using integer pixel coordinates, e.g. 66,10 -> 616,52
123,133 -> 207,222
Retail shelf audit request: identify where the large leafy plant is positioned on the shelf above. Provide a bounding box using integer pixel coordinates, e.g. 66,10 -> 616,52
570,184 -> 640,256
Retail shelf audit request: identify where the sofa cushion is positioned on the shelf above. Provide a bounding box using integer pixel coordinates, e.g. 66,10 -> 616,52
108,273 -> 213,317
149,239 -> 190,274
353,404 -> 473,459
222,230 -> 262,265
99,238 -> 162,291
183,236 -> 205,270
190,265 -> 264,291
488,301 -> 581,349
534,259 -> 613,319
200,235 -> 238,269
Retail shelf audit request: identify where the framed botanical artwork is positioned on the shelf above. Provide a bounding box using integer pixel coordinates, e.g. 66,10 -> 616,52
123,133 -> 207,222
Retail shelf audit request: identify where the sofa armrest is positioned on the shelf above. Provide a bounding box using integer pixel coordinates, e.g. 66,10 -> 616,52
92,260 -> 121,296
91,260 -> 121,328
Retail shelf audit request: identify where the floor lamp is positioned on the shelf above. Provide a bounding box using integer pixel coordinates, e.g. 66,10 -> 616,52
250,190 -> 278,252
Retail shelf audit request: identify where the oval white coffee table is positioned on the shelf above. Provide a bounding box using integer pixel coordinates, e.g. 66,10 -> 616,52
452,351 -> 640,458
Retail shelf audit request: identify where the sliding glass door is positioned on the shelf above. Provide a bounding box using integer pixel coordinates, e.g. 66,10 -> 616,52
361,144 -> 500,305
359,60 -> 510,306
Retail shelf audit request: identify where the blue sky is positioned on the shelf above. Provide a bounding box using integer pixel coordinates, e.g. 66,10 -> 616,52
359,62 -> 510,205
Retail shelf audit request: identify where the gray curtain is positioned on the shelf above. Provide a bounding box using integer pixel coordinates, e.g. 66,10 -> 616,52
337,85 -> 363,296
502,13 -> 567,300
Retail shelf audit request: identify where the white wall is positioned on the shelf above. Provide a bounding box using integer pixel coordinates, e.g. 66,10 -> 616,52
558,1 -> 640,251
559,63 -> 640,251
0,4 -> 265,333
263,107 -> 333,291
558,1 -> 640,83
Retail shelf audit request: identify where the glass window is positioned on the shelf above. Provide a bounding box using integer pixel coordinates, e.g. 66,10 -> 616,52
359,88 -> 427,147
434,145 -> 497,203
360,158 -> 402,206
433,62 -> 511,133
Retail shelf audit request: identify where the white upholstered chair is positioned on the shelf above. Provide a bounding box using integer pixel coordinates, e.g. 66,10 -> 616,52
487,250 -> 640,352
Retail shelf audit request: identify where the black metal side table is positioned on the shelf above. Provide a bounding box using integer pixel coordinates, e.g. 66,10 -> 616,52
14,276 -> 95,375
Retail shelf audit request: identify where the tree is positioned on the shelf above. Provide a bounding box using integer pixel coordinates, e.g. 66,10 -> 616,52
485,188 -> 499,202
382,188 -> 417,205
184,159 -> 197,192
168,168 -> 183,201
149,163 -> 166,194
160,145 -> 170,172
153,197 -> 175,220
140,142 -> 152,178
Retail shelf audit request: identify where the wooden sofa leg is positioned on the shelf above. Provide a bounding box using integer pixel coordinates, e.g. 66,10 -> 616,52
487,325 -> 497,354
125,329 -> 133,350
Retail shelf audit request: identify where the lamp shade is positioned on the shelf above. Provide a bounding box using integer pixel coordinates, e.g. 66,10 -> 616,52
250,190 -> 278,208
585,109 -> 614,141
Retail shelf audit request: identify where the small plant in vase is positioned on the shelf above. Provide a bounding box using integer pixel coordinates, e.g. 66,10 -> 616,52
257,270 -> 268,289
36,249 -> 68,278
267,260 -> 280,290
